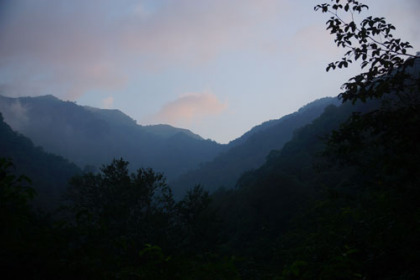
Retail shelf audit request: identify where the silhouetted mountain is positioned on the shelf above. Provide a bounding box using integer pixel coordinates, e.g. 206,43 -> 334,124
171,97 -> 340,196
142,124 -> 203,140
213,77 -> 420,277
212,99 -> 366,263
0,113 -> 81,209
0,95 -> 223,180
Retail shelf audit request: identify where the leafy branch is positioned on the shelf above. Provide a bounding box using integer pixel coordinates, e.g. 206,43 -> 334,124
315,0 -> 419,103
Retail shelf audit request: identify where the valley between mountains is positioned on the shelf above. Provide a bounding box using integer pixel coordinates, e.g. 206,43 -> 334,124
0,94 -> 338,199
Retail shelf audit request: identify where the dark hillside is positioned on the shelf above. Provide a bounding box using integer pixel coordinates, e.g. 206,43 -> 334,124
0,113 -> 81,209
172,97 -> 339,196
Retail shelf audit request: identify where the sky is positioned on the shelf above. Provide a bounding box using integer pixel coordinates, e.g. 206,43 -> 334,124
0,0 -> 419,144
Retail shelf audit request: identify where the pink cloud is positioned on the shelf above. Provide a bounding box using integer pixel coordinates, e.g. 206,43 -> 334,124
146,91 -> 227,126
102,96 -> 114,109
0,0 -> 289,99
1,0 -> 417,103
0,0 -> 127,100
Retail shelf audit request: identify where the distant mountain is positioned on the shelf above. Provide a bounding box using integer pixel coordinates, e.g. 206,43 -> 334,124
0,95 -> 223,180
0,112 -> 81,209
142,124 -> 203,140
85,106 -> 203,140
171,97 -> 340,196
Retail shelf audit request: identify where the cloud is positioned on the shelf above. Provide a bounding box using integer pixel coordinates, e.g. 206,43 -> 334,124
121,0 -> 289,63
0,100 -> 28,131
102,96 -> 114,109
146,91 -> 227,126
1,0 -> 417,104
0,0 -> 288,99
0,0 -> 127,100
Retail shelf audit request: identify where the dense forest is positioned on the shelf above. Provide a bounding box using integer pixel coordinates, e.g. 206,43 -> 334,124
1,1 -> 420,279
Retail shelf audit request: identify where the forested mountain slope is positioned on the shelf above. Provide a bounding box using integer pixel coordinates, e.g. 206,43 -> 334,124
213,101 -> 355,255
172,97 -> 339,195
0,95 -> 223,180
213,89 -> 420,278
0,113 -> 81,208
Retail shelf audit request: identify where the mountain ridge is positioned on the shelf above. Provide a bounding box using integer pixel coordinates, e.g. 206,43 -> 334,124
0,112 -> 81,209
171,96 -> 340,196
1,94 -> 339,195
0,94 -> 223,180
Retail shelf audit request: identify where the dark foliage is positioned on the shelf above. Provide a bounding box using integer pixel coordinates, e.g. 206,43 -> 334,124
1,157 -> 239,279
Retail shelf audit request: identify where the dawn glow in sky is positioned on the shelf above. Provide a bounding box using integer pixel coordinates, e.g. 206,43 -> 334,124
0,0 -> 419,143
